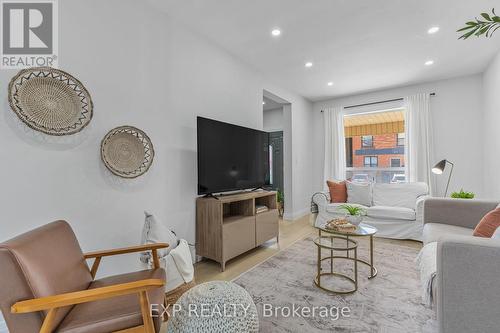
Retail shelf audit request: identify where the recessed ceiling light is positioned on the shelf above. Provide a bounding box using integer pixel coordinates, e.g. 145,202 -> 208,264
327,82 -> 333,86
425,60 -> 434,66
427,26 -> 440,34
262,101 -> 266,105
305,62 -> 313,68
271,29 -> 281,36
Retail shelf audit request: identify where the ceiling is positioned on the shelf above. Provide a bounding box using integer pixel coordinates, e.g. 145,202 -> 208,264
149,0 -> 500,101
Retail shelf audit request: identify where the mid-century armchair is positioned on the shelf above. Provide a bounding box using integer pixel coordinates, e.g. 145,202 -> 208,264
0,220 -> 169,333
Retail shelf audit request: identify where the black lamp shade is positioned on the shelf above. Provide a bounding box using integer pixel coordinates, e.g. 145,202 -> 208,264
432,159 -> 447,175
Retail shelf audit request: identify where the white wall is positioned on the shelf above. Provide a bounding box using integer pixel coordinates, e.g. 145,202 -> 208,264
0,0 -> 313,279
482,51 -> 500,199
264,84 -> 314,220
263,108 -> 284,132
312,74 -> 484,197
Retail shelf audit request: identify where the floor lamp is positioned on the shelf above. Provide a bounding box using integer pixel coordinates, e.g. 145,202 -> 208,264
432,159 -> 454,197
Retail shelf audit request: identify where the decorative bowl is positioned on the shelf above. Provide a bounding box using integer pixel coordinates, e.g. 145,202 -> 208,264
346,215 -> 363,226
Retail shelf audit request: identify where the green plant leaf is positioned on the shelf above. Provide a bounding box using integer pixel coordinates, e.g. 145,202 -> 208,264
451,189 -> 475,199
459,9 -> 499,39
482,13 -> 492,21
460,28 -> 479,39
457,26 -> 475,32
478,25 -> 490,35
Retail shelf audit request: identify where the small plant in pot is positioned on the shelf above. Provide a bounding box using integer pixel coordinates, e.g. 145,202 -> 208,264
338,204 -> 366,226
277,189 -> 284,218
450,189 -> 475,199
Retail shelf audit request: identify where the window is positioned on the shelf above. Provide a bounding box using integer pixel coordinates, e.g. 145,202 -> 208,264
343,109 -> 406,183
364,156 -> 378,167
361,135 -> 373,148
397,133 -> 405,146
391,158 -> 401,167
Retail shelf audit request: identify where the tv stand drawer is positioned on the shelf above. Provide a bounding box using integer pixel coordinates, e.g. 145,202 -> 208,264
223,216 -> 255,261
256,209 -> 279,245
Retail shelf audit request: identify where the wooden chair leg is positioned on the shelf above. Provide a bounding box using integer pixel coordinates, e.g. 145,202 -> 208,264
40,308 -> 58,333
139,291 -> 155,333
152,249 -> 160,269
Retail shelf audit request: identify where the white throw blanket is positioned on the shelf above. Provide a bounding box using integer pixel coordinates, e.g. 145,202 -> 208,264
142,239 -> 194,292
169,239 -> 194,284
415,242 -> 437,307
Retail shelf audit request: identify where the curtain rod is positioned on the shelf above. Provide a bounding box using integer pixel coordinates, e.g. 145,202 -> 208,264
320,93 -> 436,112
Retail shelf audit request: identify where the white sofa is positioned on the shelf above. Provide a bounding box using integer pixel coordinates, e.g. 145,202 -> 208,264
313,182 -> 429,241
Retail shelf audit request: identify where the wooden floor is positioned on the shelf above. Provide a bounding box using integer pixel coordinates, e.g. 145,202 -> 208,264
193,215 -> 422,283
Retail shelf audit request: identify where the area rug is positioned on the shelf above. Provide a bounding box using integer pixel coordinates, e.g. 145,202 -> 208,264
234,236 -> 436,333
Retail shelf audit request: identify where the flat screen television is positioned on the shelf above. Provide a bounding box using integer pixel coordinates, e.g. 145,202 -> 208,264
197,117 -> 270,195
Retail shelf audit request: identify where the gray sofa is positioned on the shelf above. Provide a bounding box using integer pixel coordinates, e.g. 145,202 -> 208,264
422,198 -> 500,333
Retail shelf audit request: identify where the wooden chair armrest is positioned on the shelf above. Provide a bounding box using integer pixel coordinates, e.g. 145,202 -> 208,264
83,243 -> 169,259
84,243 -> 169,277
11,279 -> 165,313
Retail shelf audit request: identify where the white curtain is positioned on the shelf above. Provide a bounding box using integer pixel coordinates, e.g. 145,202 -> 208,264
323,106 -> 346,188
404,93 -> 433,192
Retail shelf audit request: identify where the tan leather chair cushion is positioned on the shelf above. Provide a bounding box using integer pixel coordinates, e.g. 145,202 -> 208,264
0,221 -> 93,331
56,269 -> 166,333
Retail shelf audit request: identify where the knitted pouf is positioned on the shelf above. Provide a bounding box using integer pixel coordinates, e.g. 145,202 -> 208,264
167,281 -> 259,333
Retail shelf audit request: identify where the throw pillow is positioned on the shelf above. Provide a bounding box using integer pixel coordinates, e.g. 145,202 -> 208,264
141,211 -> 179,257
326,180 -> 347,203
473,208 -> 500,238
346,181 -> 372,207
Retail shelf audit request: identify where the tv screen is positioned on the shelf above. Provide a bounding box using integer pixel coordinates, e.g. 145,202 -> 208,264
197,117 -> 270,195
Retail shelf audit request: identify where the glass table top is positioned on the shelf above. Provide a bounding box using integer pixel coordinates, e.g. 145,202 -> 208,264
317,223 -> 378,236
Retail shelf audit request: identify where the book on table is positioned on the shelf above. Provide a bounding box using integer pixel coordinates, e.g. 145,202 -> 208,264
256,205 -> 269,214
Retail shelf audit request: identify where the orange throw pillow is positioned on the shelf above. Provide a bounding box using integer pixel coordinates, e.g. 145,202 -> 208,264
326,180 -> 347,203
473,208 -> 500,238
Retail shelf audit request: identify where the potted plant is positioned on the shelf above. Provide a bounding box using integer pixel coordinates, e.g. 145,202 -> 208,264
277,189 -> 284,218
338,204 -> 366,226
450,189 -> 475,199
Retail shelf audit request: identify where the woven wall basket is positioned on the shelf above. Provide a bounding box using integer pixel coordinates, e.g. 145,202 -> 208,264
101,126 -> 155,178
8,67 -> 93,136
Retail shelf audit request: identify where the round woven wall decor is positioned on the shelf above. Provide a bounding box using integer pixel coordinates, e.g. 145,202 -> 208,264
101,126 -> 154,178
8,67 -> 93,136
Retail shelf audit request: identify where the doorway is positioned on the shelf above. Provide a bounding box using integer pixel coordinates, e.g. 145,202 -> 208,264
263,90 -> 291,219
263,94 -> 285,193
269,131 -> 284,191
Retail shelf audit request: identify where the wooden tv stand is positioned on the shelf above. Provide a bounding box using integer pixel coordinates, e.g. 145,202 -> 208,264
196,190 -> 279,271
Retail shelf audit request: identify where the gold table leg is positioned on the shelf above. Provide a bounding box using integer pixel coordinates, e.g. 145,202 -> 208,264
366,234 -> 377,279
313,235 -> 358,294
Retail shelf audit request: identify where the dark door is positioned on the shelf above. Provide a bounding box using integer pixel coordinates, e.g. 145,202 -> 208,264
269,131 -> 284,191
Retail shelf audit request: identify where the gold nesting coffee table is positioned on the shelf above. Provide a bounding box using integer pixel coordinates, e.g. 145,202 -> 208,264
313,223 -> 378,294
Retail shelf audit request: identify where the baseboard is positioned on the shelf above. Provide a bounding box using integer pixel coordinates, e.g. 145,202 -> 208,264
283,207 -> 310,221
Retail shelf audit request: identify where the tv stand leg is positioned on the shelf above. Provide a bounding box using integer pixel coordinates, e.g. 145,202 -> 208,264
221,261 -> 226,272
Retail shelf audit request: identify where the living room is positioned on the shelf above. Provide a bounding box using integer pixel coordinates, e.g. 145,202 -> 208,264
1,1 -> 500,332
